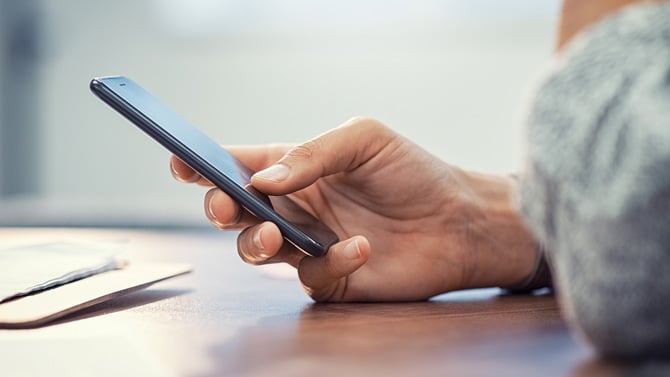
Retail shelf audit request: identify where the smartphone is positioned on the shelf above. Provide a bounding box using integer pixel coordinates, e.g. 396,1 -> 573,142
90,76 -> 338,257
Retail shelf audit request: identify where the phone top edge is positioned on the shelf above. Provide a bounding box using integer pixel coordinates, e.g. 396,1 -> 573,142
90,75 -> 123,86
89,75 -> 335,257
92,75 -> 125,81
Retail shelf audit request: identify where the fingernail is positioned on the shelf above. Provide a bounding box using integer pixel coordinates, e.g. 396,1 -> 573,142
342,239 -> 361,260
254,164 -> 290,183
254,227 -> 269,258
205,190 -> 225,227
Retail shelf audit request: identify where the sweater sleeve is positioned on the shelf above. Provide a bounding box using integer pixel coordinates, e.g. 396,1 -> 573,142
519,3 -> 670,360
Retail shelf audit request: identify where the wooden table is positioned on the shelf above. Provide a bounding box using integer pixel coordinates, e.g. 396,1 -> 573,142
0,228 -> 627,377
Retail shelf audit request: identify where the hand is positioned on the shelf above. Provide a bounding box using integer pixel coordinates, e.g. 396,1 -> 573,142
171,117 -> 539,302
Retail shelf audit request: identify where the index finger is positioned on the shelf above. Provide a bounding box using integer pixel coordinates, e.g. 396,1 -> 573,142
224,144 -> 292,172
170,144 -> 293,185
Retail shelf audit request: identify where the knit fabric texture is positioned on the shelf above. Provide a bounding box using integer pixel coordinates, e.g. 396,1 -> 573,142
520,3 -> 670,360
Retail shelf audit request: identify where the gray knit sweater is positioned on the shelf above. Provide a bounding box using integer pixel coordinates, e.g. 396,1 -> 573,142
520,3 -> 670,360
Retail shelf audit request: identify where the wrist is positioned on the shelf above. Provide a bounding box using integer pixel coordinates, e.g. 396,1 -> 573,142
453,169 -> 540,289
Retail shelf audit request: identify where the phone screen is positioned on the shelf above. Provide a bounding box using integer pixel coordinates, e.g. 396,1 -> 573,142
90,76 -> 338,256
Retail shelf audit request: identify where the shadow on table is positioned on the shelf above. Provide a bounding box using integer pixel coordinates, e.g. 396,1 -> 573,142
198,294 -> 629,377
49,288 -> 193,326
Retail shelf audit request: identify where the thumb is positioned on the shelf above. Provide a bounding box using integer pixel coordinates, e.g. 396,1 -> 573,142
298,236 -> 371,302
250,117 -> 394,195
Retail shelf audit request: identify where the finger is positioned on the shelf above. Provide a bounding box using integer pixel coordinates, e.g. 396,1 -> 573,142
170,144 -> 293,186
205,188 -> 259,229
298,236 -> 370,302
224,144 -> 292,172
251,117 -> 397,195
170,156 -> 199,183
236,222 -> 305,268
170,156 -> 213,186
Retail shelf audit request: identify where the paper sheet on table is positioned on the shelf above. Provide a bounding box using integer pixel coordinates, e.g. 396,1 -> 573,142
0,241 -> 127,303
0,240 -> 192,328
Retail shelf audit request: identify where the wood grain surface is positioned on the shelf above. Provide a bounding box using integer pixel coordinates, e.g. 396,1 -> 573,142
0,228 -> 629,377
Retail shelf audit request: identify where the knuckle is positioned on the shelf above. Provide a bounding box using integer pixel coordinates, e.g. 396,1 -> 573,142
285,141 -> 319,160
322,256 -> 343,280
344,115 -> 373,126
342,116 -> 389,135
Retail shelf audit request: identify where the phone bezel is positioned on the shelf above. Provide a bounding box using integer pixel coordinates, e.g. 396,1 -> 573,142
90,76 -> 334,256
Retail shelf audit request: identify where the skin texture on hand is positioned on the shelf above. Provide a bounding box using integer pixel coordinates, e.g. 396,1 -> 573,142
171,117 -> 539,302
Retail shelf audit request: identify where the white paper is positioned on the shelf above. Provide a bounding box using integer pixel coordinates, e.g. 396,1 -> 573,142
0,241 -> 127,303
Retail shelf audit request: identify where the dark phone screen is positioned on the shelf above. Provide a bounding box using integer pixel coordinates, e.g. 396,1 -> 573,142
99,77 -> 254,188
92,76 -> 338,256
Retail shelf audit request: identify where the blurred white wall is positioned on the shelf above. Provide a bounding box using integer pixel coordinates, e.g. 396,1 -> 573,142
8,0 -> 561,225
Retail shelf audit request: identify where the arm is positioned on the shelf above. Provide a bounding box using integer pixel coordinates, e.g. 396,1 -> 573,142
521,1 -> 670,359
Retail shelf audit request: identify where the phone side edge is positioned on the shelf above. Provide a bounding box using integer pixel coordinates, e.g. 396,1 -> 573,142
89,78 -> 331,256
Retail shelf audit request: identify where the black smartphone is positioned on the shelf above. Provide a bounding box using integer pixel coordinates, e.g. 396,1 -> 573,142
90,76 -> 338,257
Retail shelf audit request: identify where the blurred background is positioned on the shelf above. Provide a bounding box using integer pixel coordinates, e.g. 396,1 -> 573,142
0,0 -> 560,228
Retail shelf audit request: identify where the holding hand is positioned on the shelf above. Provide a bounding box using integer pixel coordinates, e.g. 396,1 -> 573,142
171,117 -> 539,302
